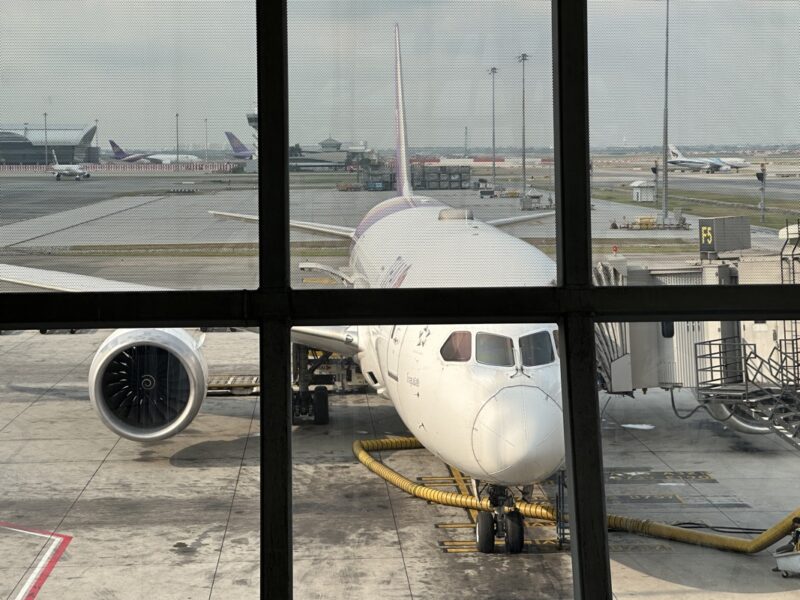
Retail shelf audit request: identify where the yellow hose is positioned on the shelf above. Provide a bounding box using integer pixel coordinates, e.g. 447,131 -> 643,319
354,436 -> 798,553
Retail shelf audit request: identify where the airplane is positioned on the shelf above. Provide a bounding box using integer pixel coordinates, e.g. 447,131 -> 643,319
50,150 -> 90,181
108,140 -> 202,165
0,25 -> 559,554
225,131 -> 256,160
667,145 -> 750,173
717,155 -> 751,171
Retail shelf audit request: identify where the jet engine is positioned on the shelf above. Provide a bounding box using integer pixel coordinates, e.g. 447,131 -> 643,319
89,328 -> 208,441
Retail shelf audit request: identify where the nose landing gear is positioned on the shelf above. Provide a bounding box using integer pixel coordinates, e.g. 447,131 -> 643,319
474,484 -> 526,554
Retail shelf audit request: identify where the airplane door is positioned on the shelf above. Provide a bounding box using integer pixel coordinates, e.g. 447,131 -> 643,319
387,325 -> 407,383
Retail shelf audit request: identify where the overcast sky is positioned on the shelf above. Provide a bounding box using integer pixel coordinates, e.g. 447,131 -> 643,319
289,0 -> 799,149
0,1 -> 257,150
0,2 -> 796,151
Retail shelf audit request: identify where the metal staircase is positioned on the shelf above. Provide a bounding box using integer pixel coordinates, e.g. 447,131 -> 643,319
696,337 -> 800,449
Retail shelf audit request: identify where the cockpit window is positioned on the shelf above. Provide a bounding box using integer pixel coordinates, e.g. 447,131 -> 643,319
440,331 -> 472,362
520,331 -> 555,367
476,333 -> 514,367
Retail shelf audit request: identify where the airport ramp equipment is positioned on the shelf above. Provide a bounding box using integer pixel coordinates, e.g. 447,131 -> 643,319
773,549 -> 800,578
696,337 -> 800,449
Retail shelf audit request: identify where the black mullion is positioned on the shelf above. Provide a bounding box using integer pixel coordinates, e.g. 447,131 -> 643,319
553,0 -> 612,597
260,318 -> 292,599
258,0 -> 291,598
259,0 -> 289,291
8,286 -> 800,329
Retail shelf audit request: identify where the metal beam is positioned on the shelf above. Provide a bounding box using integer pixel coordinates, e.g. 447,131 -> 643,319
7,285 -> 800,329
260,318 -> 292,599
553,0 -> 612,596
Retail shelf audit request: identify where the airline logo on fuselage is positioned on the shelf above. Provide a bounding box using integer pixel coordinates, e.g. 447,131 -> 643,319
381,256 -> 411,288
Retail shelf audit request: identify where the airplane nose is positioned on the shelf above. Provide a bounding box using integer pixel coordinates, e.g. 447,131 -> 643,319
471,385 -> 565,484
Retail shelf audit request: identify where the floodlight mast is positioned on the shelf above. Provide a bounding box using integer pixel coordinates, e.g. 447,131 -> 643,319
488,66 -> 498,191
661,0 -> 670,220
518,53 -> 529,199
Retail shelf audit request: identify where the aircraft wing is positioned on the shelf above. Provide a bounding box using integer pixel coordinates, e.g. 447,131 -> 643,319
290,220 -> 356,239
291,325 -> 360,356
209,211 -> 356,240
208,210 -> 259,223
485,211 -> 555,227
0,264 -> 166,292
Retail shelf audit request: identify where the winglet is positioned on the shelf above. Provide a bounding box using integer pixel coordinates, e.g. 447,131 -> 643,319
394,24 -> 412,198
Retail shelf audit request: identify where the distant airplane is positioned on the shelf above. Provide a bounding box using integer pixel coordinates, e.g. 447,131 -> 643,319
717,155 -> 750,171
667,145 -> 750,173
225,131 -> 256,160
108,140 -> 201,165
50,150 -> 90,181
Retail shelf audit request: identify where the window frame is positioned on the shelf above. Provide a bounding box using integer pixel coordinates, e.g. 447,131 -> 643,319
1,2 -> 799,599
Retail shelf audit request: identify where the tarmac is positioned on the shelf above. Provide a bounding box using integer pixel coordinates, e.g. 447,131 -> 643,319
1,329 -> 800,598
1,172 -> 799,598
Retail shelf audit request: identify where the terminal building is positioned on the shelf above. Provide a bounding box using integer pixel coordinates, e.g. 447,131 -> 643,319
0,124 -> 98,165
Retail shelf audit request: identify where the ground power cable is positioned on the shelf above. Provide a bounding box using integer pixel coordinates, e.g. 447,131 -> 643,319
354,436 -> 799,554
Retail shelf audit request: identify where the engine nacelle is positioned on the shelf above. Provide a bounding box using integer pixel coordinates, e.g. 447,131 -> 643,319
89,328 -> 208,441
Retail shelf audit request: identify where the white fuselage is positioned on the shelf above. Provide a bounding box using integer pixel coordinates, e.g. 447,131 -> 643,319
345,194 -> 565,485
52,163 -> 89,178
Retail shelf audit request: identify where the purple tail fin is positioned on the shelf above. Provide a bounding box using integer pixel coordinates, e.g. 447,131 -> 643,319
109,140 -> 128,159
225,132 -> 249,153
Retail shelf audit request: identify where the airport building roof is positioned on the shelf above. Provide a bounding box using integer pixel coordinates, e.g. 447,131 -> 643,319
319,137 -> 342,150
0,125 -> 96,147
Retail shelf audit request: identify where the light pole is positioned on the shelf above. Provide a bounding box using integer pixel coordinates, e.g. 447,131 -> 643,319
43,112 -> 48,165
175,112 -> 180,171
757,163 -> 767,224
517,53 -> 529,199
488,67 -> 498,191
661,0 -> 670,220
652,160 -> 659,204
204,118 -> 208,163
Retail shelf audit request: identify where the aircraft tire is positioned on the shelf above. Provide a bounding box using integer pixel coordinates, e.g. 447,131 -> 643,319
476,511 -> 495,554
312,386 -> 329,425
506,510 -> 525,554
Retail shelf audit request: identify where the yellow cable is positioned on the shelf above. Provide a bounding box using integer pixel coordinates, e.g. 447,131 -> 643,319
354,436 -> 798,554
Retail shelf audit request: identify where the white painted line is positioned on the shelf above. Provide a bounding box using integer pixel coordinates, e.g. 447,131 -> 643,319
13,537 -> 60,600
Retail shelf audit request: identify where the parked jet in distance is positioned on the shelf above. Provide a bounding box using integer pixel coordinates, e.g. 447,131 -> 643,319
0,25 -> 559,555
225,131 -> 256,160
667,144 -> 750,173
50,150 -> 90,181
717,155 -> 751,171
109,140 -> 201,164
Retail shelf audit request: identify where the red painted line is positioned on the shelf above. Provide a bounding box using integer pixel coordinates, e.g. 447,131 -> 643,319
0,521 -> 73,599
26,533 -> 72,600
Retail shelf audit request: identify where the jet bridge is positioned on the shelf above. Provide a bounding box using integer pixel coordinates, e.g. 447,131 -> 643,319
594,236 -> 800,446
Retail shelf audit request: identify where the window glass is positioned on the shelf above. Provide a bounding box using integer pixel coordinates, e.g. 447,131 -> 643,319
520,331 -> 554,366
288,0 -> 556,290
0,1 -> 258,293
0,328 -> 260,596
588,0 -> 800,286
440,331 -> 472,362
552,329 -> 559,354
476,333 -> 515,367
293,324 -> 571,597
596,319 -> 800,595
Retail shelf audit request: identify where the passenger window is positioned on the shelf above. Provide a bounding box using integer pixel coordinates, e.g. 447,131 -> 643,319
475,333 -> 514,367
440,331 -> 471,362
520,331 -> 555,367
